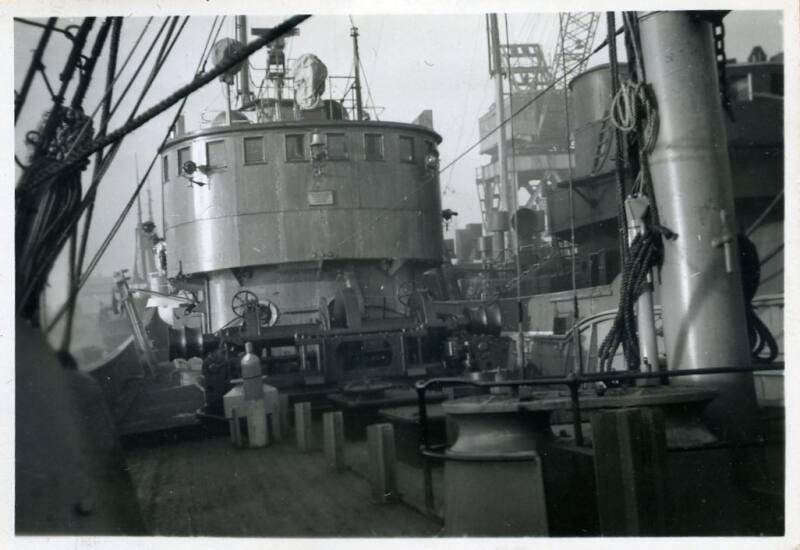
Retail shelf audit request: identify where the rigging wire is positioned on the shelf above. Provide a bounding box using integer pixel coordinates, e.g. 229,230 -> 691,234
16,18 -> 96,322
166,15 -> 222,231
61,17 -> 116,350
746,188 -> 784,237
44,16 -> 250,332
327,20 -> 622,255
21,15 -> 311,202
503,14 -> 525,369
28,15 -> 189,325
34,16 -> 155,178
106,17 -> 173,125
557,13 -> 580,340
74,17 -> 123,306
33,16 -> 188,266
606,11 -> 629,269
442,15 -> 483,196
15,17 -> 58,122
358,57 -> 379,120
358,58 -> 381,122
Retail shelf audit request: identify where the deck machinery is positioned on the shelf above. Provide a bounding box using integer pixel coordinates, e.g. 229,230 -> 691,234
116,21 -> 510,420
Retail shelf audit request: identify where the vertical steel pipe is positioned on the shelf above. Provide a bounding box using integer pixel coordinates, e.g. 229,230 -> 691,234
488,14 -> 511,240
236,16 -> 252,108
638,11 -> 758,440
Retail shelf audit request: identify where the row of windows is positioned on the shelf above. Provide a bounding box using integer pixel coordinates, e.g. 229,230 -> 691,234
163,133 -> 436,180
286,133 -> 420,163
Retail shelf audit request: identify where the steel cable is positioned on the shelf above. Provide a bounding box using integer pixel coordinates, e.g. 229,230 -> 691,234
24,16 -> 189,320
23,15 -> 310,202
44,16 -> 257,331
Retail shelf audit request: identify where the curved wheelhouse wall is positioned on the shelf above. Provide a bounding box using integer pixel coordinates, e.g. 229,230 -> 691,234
161,120 -> 444,330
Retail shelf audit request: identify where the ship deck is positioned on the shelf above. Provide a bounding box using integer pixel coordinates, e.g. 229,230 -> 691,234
123,428 -> 442,537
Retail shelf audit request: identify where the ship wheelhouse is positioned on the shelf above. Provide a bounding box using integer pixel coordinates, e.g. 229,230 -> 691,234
161,116 -> 443,333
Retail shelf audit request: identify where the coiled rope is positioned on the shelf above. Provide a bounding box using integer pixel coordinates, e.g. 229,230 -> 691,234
598,224 -> 675,372
738,234 -> 779,363
610,80 -> 659,153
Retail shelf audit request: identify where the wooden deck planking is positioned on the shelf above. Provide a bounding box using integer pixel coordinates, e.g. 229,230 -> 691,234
124,434 -> 441,537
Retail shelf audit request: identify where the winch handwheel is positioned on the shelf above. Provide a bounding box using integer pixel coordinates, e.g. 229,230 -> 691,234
231,290 -> 260,318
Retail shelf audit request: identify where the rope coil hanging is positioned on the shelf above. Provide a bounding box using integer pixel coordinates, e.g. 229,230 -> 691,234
597,11 -> 666,373
610,79 -> 659,153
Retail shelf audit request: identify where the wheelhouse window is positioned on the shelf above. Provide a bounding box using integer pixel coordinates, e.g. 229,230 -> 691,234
285,134 -> 306,161
162,154 -> 169,182
243,136 -> 265,164
206,140 -> 227,168
399,136 -> 415,163
178,146 -> 192,175
327,133 -> 348,160
364,133 -> 384,161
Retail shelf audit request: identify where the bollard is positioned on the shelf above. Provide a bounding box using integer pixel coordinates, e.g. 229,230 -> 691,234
323,411 -> 345,471
367,423 -> 397,503
294,402 -> 313,451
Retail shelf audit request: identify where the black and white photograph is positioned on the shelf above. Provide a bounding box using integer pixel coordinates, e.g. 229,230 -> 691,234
4,0 -> 798,546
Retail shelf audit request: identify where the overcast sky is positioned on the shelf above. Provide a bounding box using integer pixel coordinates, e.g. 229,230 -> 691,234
13,10 -> 784,315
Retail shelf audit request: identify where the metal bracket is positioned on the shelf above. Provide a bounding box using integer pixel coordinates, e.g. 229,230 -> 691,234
711,209 -> 734,273
624,195 -> 651,244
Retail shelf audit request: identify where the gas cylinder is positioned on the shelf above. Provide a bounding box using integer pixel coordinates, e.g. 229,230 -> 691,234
241,342 -> 263,400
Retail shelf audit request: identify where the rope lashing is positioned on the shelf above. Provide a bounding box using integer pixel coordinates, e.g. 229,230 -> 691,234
597,223 -> 675,373
610,80 -> 659,153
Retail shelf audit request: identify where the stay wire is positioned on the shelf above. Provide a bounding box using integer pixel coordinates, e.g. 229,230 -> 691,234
42,17 -> 155,178
15,17 -> 58,122
327,20 -> 624,255
607,11 -> 629,268
106,17 -> 173,126
74,17 -> 123,312
29,16 -> 186,323
33,16 -> 185,261
22,15 -> 311,202
16,18 -> 96,320
46,16 -> 248,332
62,17 -> 115,349
504,14 -> 525,368
557,13 -> 580,332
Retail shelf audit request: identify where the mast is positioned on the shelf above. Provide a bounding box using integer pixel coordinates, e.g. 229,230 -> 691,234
350,23 -> 364,120
236,15 -> 253,109
134,155 -> 147,284
487,14 -> 511,252
638,11 -> 758,441
146,182 -> 154,223
135,151 -> 143,226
